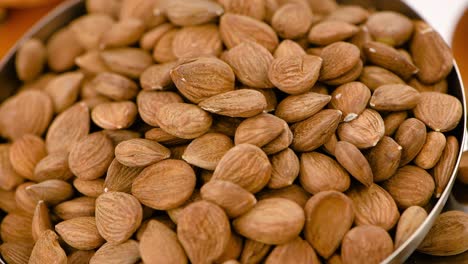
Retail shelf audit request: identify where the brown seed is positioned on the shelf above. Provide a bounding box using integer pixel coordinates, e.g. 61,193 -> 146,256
366,11 -> 413,46
233,198 -> 305,244
370,84 -> 420,111
1,212 -> 33,243
335,141 -> 373,187
330,82 -> 371,122
73,178 -> 105,198
223,41 -> 274,88
172,24 -> 223,58
240,239 -> 271,264
177,201 -> 231,263
272,3 -> 313,39
274,39 -> 306,58
216,232 -> 243,263
383,111 -> 408,136
382,165 -> 435,209
359,66 -> 405,91
322,133 -> 338,156
115,138 -> 171,167
0,242 -> 33,264
265,237 -> 321,264
34,152 -> 74,182
132,159 -> 196,210
32,200 -> 52,242
15,182 -> 41,215
100,48 -> 153,78
69,132 -> 114,180
275,92 -> 331,123
327,5 -> 370,24
292,109 -> 342,152
75,50 -> 111,75
92,72 -> 138,101
323,59 -> 364,86
408,78 -> 448,93
414,132 -> 447,169
171,57 -> 235,103
136,90 -> 184,127
394,118 -> 427,166
218,0 -> 266,20
347,184 -> 400,231
319,41 -> 360,81
0,189 -> 18,214
45,72 -> 84,113
413,92 -> 463,132
164,0 -> 224,26
54,197 -> 96,220
70,14 -> 114,50
308,20 -> 358,46
366,136 -> 402,182
252,88 -> 277,112
201,180 -> 256,218
90,240 -> 141,264
95,192 -> 143,244
337,109 -> 384,149
433,136 -> 459,198
394,206 -> 427,249
100,18 -> 145,49
268,148 -> 300,189
67,250 -> 96,264
300,152 -> 350,194
268,55 -> 322,95
91,101 -> 137,130
183,132 -> 233,170
199,89 -> 267,118
29,230 -> 67,264
257,184 -> 311,208
9,134 -> 46,180
139,23 -> 174,51
26,179 -> 74,205
55,216 -> 105,250
341,225 -> 393,264
16,38 -> 46,82
120,0 -> 165,28
156,102 -> 212,139
153,29 -> 179,63
145,127 -> 190,146
304,191 -> 354,258
308,0 -> 337,15
47,26 -> 84,72
104,158 -> 143,193
235,113 -> 284,147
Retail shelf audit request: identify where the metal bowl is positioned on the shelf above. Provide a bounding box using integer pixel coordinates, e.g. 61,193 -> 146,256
0,0 -> 466,263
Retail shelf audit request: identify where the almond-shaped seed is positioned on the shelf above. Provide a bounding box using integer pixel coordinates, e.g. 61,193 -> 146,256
140,23 -> 174,51
140,220 -> 187,264
0,242 -> 33,264
173,24 -> 222,58
54,197 -> 96,220
359,66 -> 405,91
411,21 -> 453,84
234,198 -> 304,244
47,26 -> 84,72
120,0 -> 165,28
337,109 -> 384,149
327,5 -> 370,24
55,217 -> 105,250
183,133 -> 233,170
363,41 -> 418,80
75,51 -> 111,75
274,39 -> 306,58
394,206 -> 428,249
73,178 -> 104,198
218,0 -> 266,20
100,18 -> 145,49
170,144 -> 189,160
153,29 -> 179,63
34,152 -> 73,182
319,41 -> 360,81
167,190 -> 202,224
45,72 -> 84,113
164,0 -> 224,26
69,132 -> 114,180
67,250 -> 95,264
322,133 -> 338,156
29,230 -> 67,264
235,113 -> 284,147
268,148 -> 300,189
132,159 -> 196,210
145,128 -> 190,146
140,62 -> 177,90
171,57 -> 235,103
265,237 -> 320,264
1,212 -> 33,244
137,90 -> 184,127
382,165 -> 435,209
223,41 -> 274,88
0,90 -> 53,140
210,116 -> 243,137
15,182 -> 41,215
370,84 -> 420,111
100,48 -> 153,78
308,20 -> 358,46
0,190 -> 18,213
335,141 -> 373,187
292,109 -> 342,152
304,191 -> 354,258
433,136 -> 459,198
92,72 -> 138,101
26,180 -> 73,205
115,138 -> 170,167
9,134 -> 46,181
383,111 -> 408,136
102,129 -> 141,146
408,78 -> 448,93
201,180 -> 257,218
220,13 -> 278,52
330,82 -> 371,122
91,101 -> 137,130
268,55 -> 322,95
414,132 -> 447,169
262,119 -> 293,155
417,211 -> 468,256
323,59 -> 364,86
366,11 -> 413,46
104,158 -> 143,193
347,184 -> 400,231
199,89 -> 267,118
341,225 -> 393,264
272,3 -> 313,39
32,200 -> 52,242
240,239 -> 271,264
46,102 -> 90,153
216,232 -> 243,263
70,14 -> 114,50
275,92 -> 331,123
19,72 -> 56,91
156,103 -> 212,139
308,0 -> 337,15
95,192 -> 143,244
212,144 -> 271,193
366,136 -> 402,182
16,38 -> 46,81
394,118 -> 427,166
300,152 -> 350,194
90,240 -> 140,264
257,184 -> 311,208
413,92 -> 463,132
